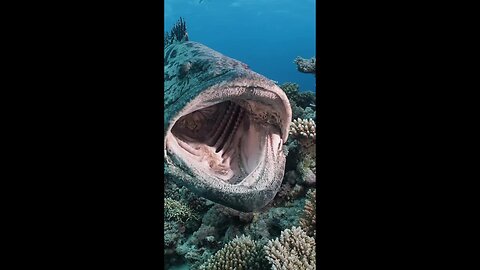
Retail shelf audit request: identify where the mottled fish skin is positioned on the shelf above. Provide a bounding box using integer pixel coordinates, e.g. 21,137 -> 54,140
164,41 -> 291,212
164,41 -> 253,135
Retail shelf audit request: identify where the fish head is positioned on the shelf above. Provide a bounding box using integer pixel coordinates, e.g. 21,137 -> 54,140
164,41 -> 292,212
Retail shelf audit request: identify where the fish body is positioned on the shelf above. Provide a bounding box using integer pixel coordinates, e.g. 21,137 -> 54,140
164,28 -> 291,212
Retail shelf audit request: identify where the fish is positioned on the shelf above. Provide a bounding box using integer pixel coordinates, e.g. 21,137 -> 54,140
164,18 -> 292,212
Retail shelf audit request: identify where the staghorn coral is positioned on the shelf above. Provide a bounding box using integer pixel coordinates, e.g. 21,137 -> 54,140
199,235 -> 268,270
164,197 -> 199,223
299,189 -> 316,238
264,226 -> 316,270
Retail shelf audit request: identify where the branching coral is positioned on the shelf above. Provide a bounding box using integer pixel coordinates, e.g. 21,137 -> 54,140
200,235 -> 268,270
299,189 -> 316,238
294,56 -> 316,75
264,226 -> 316,270
290,118 -> 317,185
289,118 -> 316,173
290,118 -> 316,141
164,197 -> 198,223
164,17 -> 189,47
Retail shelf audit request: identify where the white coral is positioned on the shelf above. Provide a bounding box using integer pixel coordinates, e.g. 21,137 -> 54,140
264,226 -> 316,270
290,118 -> 316,140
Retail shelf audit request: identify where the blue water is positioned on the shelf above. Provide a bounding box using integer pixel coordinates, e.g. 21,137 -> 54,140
165,0 -> 316,92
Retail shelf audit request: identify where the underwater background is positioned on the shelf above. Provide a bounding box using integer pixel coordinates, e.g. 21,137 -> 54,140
164,1 -> 316,269
164,0 -> 316,92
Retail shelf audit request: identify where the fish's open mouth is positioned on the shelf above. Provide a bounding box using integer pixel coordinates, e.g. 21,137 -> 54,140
165,84 -> 291,186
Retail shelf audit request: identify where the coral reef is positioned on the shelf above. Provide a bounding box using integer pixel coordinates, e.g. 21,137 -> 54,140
280,83 -> 315,109
273,179 -> 306,204
164,221 -> 184,247
199,235 -> 268,270
164,17 -> 188,47
290,118 -> 316,142
264,226 -> 316,270
284,117 -> 316,188
279,83 -> 315,120
164,197 -> 199,223
296,159 -> 316,187
294,56 -> 316,75
164,220 -> 187,268
299,189 -> 316,238
243,199 -> 304,246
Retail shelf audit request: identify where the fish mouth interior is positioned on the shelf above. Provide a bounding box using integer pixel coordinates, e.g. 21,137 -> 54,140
166,98 -> 285,184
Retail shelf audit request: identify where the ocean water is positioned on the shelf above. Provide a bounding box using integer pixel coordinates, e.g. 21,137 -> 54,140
164,0 -> 316,92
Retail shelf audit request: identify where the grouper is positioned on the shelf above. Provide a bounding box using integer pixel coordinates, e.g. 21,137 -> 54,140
164,18 -> 292,212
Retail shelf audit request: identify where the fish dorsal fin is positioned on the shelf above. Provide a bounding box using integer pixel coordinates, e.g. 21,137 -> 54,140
164,17 -> 189,47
